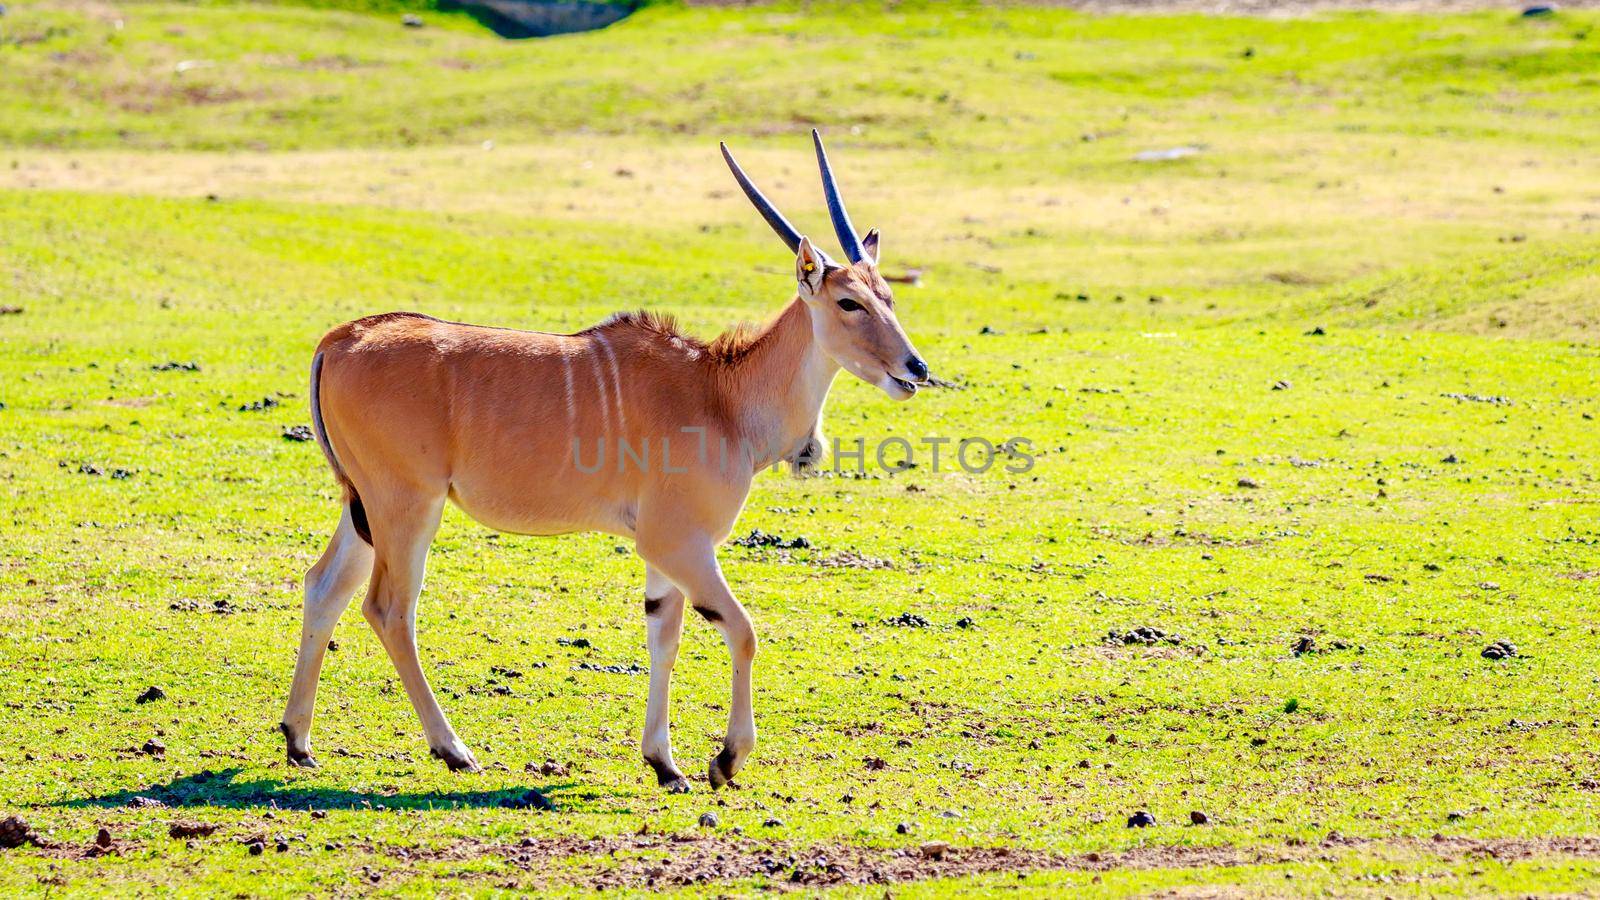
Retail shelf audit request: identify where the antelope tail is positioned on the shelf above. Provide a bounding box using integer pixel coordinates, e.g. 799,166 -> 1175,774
309,351 -> 373,545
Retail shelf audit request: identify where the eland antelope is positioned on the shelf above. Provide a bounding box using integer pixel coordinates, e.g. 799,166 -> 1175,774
280,131 -> 929,791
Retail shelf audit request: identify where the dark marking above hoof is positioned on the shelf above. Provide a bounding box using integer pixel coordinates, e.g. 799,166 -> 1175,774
647,756 -> 688,791
707,746 -> 739,789
431,746 -> 482,773
644,596 -> 663,615
693,605 -> 723,623
279,722 -> 317,768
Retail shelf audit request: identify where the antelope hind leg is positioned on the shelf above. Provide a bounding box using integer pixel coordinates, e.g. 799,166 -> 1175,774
281,504 -> 373,767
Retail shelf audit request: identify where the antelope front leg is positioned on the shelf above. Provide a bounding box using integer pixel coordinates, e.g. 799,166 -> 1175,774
641,543 -> 757,789
642,566 -> 690,793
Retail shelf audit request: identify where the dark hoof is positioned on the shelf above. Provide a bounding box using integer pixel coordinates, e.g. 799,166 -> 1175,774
648,757 -> 690,793
431,745 -> 482,773
279,723 -> 316,768
707,746 -> 739,790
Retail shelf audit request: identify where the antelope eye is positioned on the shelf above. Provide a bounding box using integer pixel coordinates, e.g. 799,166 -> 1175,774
836,298 -> 864,312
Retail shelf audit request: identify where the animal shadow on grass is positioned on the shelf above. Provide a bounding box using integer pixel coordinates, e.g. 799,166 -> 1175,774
61,768 -> 598,812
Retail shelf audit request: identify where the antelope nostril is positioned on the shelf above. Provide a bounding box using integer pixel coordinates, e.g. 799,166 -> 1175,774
904,355 -> 929,382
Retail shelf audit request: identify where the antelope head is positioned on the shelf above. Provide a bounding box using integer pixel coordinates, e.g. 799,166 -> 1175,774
721,131 -> 930,401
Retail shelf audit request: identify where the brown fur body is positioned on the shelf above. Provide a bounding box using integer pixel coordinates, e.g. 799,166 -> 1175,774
313,308 -> 812,543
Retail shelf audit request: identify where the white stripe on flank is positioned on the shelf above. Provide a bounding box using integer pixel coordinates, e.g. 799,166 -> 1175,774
594,334 -> 627,432
587,344 -> 611,438
560,354 -> 577,434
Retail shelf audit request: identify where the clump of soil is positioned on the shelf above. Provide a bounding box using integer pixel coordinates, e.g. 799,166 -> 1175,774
1442,392 -> 1512,405
150,361 -> 201,372
884,612 -> 931,628
281,425 -> 314,442
575,661 -> 645,675
1107,626 -> 1180,646
136,686 -> 166,704
816,551 -> 893,570
1482,640 -> 1517,660
85,827 -> 119,858
75,462 -> 133,478
169,821 -> 219,839
732,529 -> 811,550
0,816 -> 48,849
238,397 -> 279,412
170,598 -> 236,615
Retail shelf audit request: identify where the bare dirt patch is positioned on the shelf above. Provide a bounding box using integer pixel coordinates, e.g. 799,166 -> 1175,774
378,832 -> 1600,890
99,80 -> 260,114
388,834 -> 1158,889
1092,525 -> 1278,549
13,821 -> 1600,888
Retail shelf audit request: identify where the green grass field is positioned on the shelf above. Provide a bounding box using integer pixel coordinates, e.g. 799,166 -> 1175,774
2,0 -> 1599,894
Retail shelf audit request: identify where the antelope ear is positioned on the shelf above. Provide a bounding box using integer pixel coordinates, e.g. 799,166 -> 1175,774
796,235 -> 827,295
861,228 -> 880,264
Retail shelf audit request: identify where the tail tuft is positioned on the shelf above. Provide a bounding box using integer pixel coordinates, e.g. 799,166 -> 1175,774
348,494 -> 372,545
